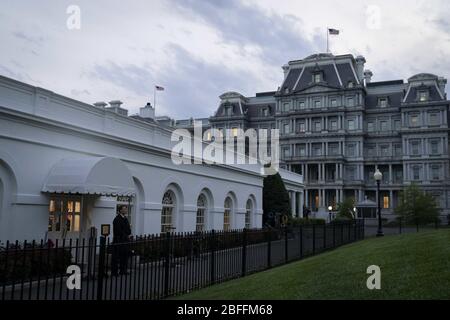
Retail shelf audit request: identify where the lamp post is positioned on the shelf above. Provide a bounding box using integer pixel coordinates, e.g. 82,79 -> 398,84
374,169 -> 384,237
328,205 -> 333,223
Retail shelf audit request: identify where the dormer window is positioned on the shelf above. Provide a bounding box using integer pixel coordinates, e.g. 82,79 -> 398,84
223,106 -> 233,116
378,97 -> 388,108
313,73 -> 322,83
418,90 -> 429,102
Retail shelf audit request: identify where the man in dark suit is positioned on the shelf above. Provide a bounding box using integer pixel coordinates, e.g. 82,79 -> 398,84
111,205 -> 132,276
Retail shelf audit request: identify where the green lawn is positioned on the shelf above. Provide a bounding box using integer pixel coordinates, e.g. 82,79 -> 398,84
177,229 -> 450,300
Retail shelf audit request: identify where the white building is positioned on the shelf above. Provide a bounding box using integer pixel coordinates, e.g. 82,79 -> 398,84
0,75 -> 304,243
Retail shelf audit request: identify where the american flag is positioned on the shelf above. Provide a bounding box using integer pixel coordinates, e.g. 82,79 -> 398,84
328,28 -> 340,35
155,85 -> 165,91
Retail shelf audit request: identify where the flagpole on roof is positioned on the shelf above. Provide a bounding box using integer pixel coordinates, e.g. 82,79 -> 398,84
326,27 -> 329,53
154,85 -> 156,112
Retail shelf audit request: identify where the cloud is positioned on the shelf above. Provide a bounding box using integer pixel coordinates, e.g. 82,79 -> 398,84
12,31 -> 44,46
89,43 -> 261,118
90,61 -> 156,97
168,0 -> 322,65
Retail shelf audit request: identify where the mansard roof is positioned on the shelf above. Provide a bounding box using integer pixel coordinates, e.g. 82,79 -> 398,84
278,57 -> 359,95
404,85 -> 443,103
365,92 -> 404,108
245,103 -> 276,117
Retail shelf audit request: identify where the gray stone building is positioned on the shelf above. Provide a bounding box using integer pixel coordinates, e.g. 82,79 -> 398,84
206,53 -> 450,221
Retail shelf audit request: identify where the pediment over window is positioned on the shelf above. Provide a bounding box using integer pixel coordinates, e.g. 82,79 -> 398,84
293,83 -> 341,94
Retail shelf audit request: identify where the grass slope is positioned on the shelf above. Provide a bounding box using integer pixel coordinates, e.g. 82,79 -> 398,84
177,229 -> 450,300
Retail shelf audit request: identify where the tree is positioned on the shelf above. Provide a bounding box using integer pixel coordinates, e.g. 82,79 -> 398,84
336,197 -> 356,220
263,172 -> 291,226
395,183 -> 440,225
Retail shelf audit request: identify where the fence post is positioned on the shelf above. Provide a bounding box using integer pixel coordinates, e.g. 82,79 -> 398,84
163,232 -> 171,298
362,218 -> 365,239
347,221 -> 351,242
267,229 -> 272,269
340,222 -> 344,244
96,236 -> 107,301
333,222 -> 336,248
399,217 -> 402,234
299,225 -> 303,258
354,220 -> 357,241
210,230 -> 216,284
416,220 -> 419,233
323,223 -> 326,251
284,226 -> 288,263
312,224 -> 316,255
242,228 -> 247,277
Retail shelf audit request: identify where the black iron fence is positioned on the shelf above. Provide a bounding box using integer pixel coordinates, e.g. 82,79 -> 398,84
0,220 -> 364,300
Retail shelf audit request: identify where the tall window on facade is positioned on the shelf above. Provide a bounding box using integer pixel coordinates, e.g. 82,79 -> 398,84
48,197 -> 81,233
411,141 -> 420,156
196,194 -> 207,232
412,166 -> 421,180
284,123 -> 290,134
299,101 -> 306,109
298,145 -> 306,157
430,140 -> 440,155
329,119 -> 338,131
314,120 -> 321,132
347,144 -> 355,157
224,197 -> 232,231
226,106 -> 234,116
314,100 -> 321,108
418,90 -> 428,102
245,199 -> 252,229
347,119 -> 356,131
429,112 -> 439,126
410,114 -> 419,126
298,122 -> 306,133
431,165 -> 441,180
380,145 -> 390,157
378,98 -> 388,108
347,97 -> 355,107
383,196 -> 389,209
161,190 -> 176,233
313,73 -> 321,83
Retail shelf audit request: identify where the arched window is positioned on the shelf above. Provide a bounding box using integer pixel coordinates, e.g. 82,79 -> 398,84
196,194 -> 207,232
245,199 -> 253,229
224,197 -> 232,231
161,190 -> 176,233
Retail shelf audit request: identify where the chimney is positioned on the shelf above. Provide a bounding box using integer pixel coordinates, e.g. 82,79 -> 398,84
282,64 -> 290,80
93,101 -> 107,108
109,100 -> 123,109
355,55 -> 366,83
438,77 -> 447,98
363,70 -> 373,85
106,100 -> 128,116
139,102 -> 155,119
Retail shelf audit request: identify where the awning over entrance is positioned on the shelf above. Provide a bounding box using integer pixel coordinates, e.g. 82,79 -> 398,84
42,157 -> 135,196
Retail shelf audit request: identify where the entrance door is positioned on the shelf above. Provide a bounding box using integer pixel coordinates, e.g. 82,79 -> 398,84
47,196 -> 82,243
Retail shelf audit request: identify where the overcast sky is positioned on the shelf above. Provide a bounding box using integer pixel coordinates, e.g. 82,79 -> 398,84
1,0 -> 449,118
